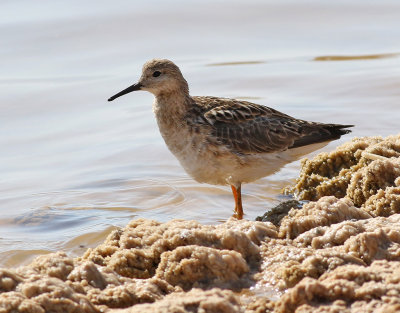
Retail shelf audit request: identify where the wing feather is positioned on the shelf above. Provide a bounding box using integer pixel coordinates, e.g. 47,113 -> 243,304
190,96 -> 353,155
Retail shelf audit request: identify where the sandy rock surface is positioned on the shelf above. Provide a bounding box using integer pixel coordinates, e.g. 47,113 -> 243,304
115,288 -> 243,313
0,220 -> 275,313
1,134 -> 400,313
289,134 -> 400,214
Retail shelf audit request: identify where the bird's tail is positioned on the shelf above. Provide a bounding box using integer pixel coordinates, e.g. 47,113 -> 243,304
289,124 -> 354,149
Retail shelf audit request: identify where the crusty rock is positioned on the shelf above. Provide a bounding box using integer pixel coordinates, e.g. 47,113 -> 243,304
156,246 -> 249,290
289,134 -> 400,209
256,200 -> 303,226
274,260 -> 400,313
258,212 -> 400,290
86,277 -> 174,309
82,218 -> 276,282
23,251 -> 74,281
0,219 -> 276,312
111,288 -> 243,313
364,182 -> 400,217
279,196 -> 371,239
347,158 -> 400,207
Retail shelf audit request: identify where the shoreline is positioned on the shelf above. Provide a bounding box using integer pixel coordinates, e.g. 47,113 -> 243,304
1,134 -> 400,313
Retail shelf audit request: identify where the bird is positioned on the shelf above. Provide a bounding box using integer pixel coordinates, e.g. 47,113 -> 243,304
108,59 -> 353,219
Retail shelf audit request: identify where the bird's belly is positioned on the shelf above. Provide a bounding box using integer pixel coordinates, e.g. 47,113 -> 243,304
161,129 -> 292,186
163,131 -> 235,185
176,147 -> 294,186
158,124 -> 324,186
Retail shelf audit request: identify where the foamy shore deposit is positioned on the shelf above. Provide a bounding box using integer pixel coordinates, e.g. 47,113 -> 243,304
1,134 -> 400,313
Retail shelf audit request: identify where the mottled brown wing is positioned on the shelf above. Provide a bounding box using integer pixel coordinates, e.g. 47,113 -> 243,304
201,99 -> 304,154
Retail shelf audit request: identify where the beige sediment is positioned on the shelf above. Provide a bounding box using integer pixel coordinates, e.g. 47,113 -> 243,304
275,260 -> 400,313
278,196 -> 372,239
0,220 -> 275,313
115,288 -> 243,313
1,134 -> 400,312
289,134 -> 400,212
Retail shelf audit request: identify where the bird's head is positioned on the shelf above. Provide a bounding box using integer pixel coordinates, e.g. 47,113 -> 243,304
108,59 -> 189,102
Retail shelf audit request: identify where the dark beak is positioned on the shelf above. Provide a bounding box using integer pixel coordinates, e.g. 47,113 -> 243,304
108,82 -> 142,101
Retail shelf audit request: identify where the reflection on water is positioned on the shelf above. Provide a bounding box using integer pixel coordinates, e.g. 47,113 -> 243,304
207,61 -> 266,66
1,0 -> 400,267
314,53 -> 400,61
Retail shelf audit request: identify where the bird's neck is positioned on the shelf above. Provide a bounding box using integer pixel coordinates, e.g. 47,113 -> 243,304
153,91 -> 192,123
152,92 -> 194,154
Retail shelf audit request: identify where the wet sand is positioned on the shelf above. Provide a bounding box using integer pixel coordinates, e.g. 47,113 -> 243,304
1,134 -> 400,312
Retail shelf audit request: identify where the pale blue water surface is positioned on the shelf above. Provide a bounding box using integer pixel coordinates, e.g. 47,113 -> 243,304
0,0 -> 399,266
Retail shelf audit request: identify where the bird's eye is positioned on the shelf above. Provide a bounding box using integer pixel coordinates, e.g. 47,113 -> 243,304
152,71 -> 161,77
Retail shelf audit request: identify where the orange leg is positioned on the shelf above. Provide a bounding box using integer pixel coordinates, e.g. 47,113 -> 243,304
231,184 -> 243,219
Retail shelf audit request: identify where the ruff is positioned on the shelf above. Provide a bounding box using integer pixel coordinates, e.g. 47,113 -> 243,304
108,59 -> 353,219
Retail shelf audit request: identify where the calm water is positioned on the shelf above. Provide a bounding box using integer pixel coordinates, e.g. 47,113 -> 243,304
1,0 -> 399,267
